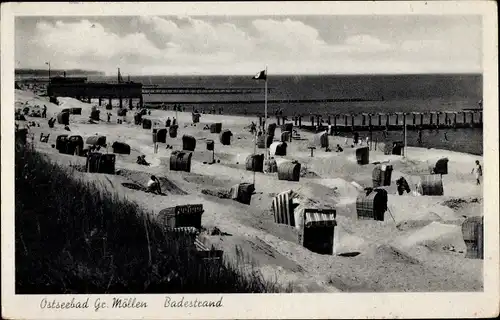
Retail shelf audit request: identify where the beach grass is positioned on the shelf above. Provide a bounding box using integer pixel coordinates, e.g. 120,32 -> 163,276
14,142 -> 283,294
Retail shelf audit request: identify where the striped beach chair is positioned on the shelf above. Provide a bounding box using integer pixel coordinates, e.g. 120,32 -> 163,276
295,206 -> 337,255
272,190 -> 296,226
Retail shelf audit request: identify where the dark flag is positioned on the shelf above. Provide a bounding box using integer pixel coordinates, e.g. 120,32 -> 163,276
253,70 -> 267,80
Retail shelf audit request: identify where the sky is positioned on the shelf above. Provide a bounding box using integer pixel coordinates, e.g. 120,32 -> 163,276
15,15 -> 482,76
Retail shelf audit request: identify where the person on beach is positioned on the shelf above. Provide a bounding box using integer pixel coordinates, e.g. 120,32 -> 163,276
353,132 -> 359,146
336,144 -> 343,152
417,129 -> 423,145
471,160 -> 482,185
42,105 -> 47,118
250,121 -> 256,134
146,175 -> 162,194
137,155 -> 150,166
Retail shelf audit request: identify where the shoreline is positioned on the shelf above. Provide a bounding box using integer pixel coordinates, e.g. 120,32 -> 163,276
15,89 -> 483,157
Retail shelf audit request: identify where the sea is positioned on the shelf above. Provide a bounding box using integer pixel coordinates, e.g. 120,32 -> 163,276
86,74 -> 484,155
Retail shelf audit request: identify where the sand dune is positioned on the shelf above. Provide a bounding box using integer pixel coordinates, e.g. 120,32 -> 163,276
16,90 -> 484,292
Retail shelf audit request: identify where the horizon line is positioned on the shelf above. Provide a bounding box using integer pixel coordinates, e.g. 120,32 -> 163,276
15,69 -> 483,77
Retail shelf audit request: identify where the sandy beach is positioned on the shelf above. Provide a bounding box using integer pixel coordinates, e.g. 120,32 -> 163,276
15,89 -> 484,292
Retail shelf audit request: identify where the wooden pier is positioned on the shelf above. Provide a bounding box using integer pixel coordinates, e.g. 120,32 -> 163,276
259,110 -> 483,132
142,86 -> 273,95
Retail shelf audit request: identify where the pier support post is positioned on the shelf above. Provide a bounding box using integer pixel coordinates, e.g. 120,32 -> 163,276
471,112 -> 474,124
445,112 -> 449,125
368,114 -> 372,127
119,98 -> 123,109
420,113 -> 424,126
328,115 -> 331,125
129,98 -> 133,110
351,115 -> 355,130
299,116 -> 302,128
310,116 -> 315,127
454,113 -> 457,125
430,113 -> 434,125
395,113 -> 399,126
386,114 -> 390,126
294,116 -> 298,126
412,113 -> 416,125
109,97 -> 112,108
362,114 -> 366,126
139,96 -> 143,109
98,97 -> 102,106
436,113 -> 440,126
316,115 -> 321,129
463,112 -> 466,124
277,116 -> 281,126
378,114 -> 382,126
259,116 -> 263,127
333,115 -> 337,134
344,115 -> 348,127
479,111 -> 482,124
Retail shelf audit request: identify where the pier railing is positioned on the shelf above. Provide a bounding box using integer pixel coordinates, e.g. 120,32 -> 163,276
142,86 -> 273,95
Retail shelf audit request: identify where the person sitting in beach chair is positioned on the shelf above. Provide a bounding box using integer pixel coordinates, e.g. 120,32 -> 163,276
336,144 -> 343,152
146,175 -> 162,194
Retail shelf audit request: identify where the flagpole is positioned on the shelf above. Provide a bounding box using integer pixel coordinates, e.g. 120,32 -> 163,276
253,130 -> 257,186
264,66 -> 268,161
404,115 -> 407,158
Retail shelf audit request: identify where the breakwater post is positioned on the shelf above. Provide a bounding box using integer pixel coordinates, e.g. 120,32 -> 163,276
298,109 -> 481,133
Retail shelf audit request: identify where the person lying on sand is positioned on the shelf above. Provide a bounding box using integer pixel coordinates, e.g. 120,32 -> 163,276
146,175 -> 162,195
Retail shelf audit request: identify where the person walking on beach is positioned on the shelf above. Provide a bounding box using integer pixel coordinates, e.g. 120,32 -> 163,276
353,132 -> 359,146
471,160 -> 482,185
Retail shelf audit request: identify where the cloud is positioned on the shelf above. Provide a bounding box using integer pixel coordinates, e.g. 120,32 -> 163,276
17,16 -> 482,75
34,20 -> 161,60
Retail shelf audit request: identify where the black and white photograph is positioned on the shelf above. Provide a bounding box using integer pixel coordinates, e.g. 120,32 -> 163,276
2,1 -> 499,319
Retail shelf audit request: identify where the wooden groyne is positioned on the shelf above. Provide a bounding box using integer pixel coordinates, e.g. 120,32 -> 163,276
258,110 -> 483,132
